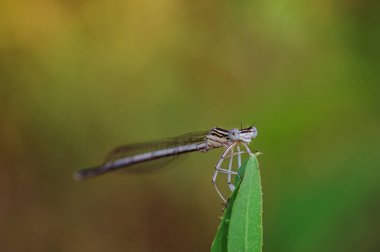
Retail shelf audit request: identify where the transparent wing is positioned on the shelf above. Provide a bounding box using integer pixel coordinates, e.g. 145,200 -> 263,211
103,131 -> 209,166
73,131 -> 211,180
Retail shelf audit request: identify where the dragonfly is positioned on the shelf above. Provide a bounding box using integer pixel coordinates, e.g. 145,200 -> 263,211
73,125 -> 258,203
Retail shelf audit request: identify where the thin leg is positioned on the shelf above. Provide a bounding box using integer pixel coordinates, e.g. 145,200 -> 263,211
237,144 -> 242,168
241,143 -> 253,155
216,168 -> 239,175
227,146 -> 235,191
212,143 -> 236,203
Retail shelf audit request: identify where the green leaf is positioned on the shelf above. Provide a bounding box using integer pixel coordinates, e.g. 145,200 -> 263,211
228,155 -> 262,252
211,155 -> 262,252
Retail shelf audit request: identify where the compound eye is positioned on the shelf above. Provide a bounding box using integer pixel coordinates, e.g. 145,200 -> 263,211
252,127 -> 258,138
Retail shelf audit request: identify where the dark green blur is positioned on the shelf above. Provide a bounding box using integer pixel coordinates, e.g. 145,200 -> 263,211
0,1 -> 379,251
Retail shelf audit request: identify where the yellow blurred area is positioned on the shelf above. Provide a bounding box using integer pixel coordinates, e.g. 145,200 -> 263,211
1,0 -> 379,251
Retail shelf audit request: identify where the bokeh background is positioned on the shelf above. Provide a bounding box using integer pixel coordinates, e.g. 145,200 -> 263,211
1,0 -> 379,251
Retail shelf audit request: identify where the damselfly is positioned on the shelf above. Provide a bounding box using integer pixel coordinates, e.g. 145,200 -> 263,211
73,125 -> 258,202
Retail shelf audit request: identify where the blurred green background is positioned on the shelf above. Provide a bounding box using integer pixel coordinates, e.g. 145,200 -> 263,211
1,0 -> 379,251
